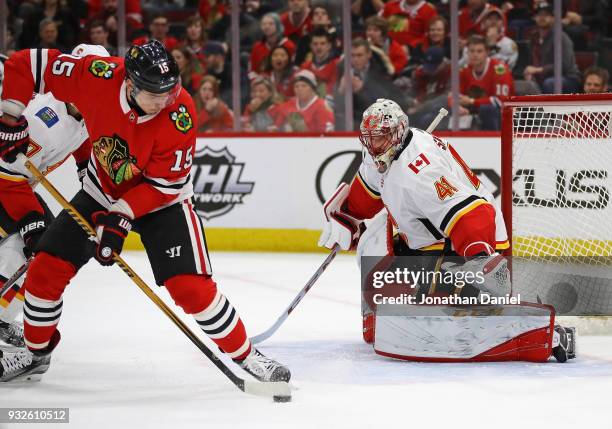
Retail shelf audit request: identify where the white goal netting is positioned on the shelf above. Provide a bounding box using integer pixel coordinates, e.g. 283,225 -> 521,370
506,98 -> 612,334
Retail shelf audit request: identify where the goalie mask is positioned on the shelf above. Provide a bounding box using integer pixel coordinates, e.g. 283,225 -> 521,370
359,99 -> 409,173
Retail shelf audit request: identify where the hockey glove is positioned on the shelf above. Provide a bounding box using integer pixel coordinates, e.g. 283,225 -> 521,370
76,160 -> 89,184
92,211 -> 133,266
17,211 -> 47,258
318,183 -> 362,250
0,116 -> 30,163
441,253 -> 511,297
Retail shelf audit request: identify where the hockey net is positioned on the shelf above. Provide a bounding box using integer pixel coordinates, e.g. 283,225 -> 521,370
501,94 -> 612,334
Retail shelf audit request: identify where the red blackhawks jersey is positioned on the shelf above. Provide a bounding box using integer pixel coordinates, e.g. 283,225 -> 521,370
1,49 -> 196,219
379,0 -> 438,48
281,11 -> 313,43
348,129 -> 509,253
249,38 -> 296,73
460,58 -> 514,107
268,96 -> 334,133
300,56 -> 340,96
0,93 -> 91,222
458,3 -> 503,37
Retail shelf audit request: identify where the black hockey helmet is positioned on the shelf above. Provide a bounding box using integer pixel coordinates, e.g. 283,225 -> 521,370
124,40 -> 179,94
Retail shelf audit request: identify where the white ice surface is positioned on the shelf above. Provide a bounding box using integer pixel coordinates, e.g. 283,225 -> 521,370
1,251 -> 612,429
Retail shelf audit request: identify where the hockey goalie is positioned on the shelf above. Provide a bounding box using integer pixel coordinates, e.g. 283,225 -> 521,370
318,98 -> 576,363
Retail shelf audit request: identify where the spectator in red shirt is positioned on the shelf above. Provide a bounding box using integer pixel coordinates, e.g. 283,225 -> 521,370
269,69 -> 335,132
263,45 -> 300,100
378,0 -> 438,48
199,0 -> 227,31
195,75 -> 234,132
88,0 -> 143,46
281,0 -> 313,44
132,14 -> 179,52
250,12 -> 296,74
242,76 -> 280,132
458,35 -> 514,130
171,47 -> 203,96
365,15 -> 409,75
410,16 -> 451,65
294,4 -> 340,66
300,27 -> 340,98
182,16 -> 207,73
458,0 -> 503,38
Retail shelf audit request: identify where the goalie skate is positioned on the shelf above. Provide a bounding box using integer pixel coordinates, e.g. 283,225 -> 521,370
238,348 -> 291,382
552,325 -> 576,363
0,320 -> 25,348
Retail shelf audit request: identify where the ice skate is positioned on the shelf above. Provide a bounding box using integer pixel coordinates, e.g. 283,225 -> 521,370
0,320 -> 25,348
552,325 -> 576,363
237,348 -> 291,382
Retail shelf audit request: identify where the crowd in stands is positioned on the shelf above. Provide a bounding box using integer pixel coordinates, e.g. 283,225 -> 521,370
3,0 -> 612,132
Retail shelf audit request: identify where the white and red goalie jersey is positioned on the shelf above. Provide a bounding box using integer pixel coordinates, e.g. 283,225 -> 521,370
348,128 -> 509,256
0,92 -> 91,224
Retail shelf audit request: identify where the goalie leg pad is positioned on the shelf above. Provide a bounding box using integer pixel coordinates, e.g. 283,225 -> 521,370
373,303 -> 558,362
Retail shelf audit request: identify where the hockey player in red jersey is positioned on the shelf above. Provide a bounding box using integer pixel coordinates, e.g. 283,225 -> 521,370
0,44 -> 103,348
0,40 -> 290,383
318,98 -> 575,363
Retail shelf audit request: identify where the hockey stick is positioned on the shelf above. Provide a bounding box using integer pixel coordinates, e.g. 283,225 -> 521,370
17,153 -> 290,400
0,258 -> 31,299
251,108 -> 450,345
250,244 -> 340,344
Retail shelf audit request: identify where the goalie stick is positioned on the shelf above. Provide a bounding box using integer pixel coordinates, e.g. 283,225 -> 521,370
17,153 -> 290,401
251,108 -> 450,345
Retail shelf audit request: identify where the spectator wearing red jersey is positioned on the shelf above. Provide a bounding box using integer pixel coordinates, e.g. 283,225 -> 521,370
182,16 -> 207,73
171,47 -> 203,96
132,15 -> 179,52
88,0 -> 143,46
410,16 -> 451,65
365,15 -> 409,75
294,4 -> 340,66
269,70 -> 334,133
300,27 -> 340,99
250,12 -> 296,74
458,35 -> 514,130
281,0 -> 313,44
458,0 -> 503,38
195,76 -> 234,132
242,76 -> 280,132
263,45 -> 300,100
199,0 -> 227,31
378,0 -> 438,48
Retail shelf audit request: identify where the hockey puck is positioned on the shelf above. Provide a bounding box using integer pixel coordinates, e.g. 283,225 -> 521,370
273,395 -> 292,403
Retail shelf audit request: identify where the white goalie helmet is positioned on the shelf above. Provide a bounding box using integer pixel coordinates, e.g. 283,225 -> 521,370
359,98 -> 409,173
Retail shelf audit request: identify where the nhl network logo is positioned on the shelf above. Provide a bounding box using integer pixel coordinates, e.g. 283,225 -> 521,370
191,147 -> 255,220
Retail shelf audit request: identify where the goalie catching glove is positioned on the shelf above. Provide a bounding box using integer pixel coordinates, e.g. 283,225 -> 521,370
92,211 -> 133,266
318,183 -> 363,250
441,252 -> 511,297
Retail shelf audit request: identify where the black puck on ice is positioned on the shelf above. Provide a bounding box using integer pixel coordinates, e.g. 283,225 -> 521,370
273,395 -> 292,403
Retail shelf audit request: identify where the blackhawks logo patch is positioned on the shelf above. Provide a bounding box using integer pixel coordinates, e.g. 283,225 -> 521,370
89,59 -> 117,79
494,64 -> 507,75
92,133 -> 141,185
170,104 -> 193,134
